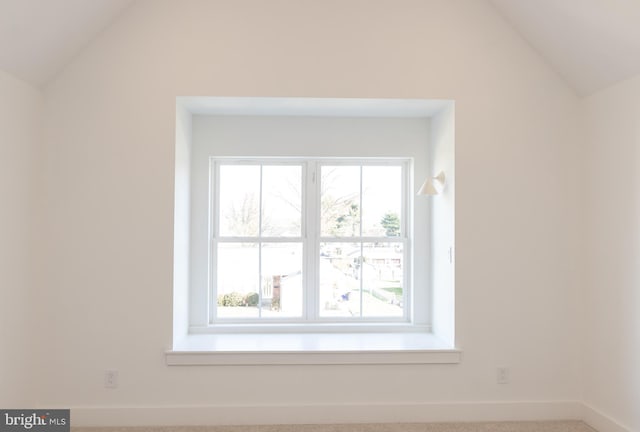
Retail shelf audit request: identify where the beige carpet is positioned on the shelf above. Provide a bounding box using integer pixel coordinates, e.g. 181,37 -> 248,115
72,421 -> 597,432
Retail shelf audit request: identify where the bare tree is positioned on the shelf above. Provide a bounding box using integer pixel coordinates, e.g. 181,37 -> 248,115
320,167 -> 360,236
224,193 -> 259,236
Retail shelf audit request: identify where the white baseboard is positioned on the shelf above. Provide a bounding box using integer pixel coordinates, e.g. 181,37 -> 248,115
70,401 -> 583,427
582,403 -> 631,432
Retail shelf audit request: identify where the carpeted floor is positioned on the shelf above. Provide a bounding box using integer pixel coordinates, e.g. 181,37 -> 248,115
72,420 -> 597,432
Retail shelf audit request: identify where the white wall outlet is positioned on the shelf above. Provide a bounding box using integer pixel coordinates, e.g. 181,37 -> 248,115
104,370 -> 118,388
497,367 -> 510,384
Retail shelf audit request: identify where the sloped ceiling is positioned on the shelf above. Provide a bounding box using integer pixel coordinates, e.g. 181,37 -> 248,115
0,0 -> 133,87
1,0 -> 639,95
490,0 -> 640,96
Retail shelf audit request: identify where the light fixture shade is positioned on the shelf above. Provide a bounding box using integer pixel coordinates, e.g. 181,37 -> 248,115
417,171 -> 446,196
417,178 -> 438,195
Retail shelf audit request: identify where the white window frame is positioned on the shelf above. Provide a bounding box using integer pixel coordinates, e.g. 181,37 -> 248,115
208,157 -> 412,327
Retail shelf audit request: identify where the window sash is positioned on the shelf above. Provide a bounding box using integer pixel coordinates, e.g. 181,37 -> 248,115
209,157 -> 410,325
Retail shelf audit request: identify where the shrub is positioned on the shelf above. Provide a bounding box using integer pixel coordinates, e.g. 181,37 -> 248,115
244,292 -> 259,307
217,291 -> 245,307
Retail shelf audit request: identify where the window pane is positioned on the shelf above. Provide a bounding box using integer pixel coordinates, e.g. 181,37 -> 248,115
260,243 -> 303,317
219,165 -> 260,237
319,242 -> 362,317
320,166 -> 361,237
362,166 -> 402,237
361,242 -> 404,318
216,243 -> 259,318
262,166 -> 302,237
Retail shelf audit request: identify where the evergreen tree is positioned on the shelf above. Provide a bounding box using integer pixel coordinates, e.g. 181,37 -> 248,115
380,212 -> 400,237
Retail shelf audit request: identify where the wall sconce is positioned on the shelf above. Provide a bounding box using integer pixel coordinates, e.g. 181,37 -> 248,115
417,171 -> 445,195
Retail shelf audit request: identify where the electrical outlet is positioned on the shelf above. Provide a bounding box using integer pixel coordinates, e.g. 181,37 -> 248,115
104,370 -> 118,389
497,367 -> 510,384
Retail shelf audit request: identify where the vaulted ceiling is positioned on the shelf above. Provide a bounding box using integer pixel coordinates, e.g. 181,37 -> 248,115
1,0 -> 639,96
0,0 -> 133,87
490,0 -> 640,96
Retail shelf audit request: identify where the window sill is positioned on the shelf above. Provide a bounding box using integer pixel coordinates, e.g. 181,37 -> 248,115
166,332 -> 461,365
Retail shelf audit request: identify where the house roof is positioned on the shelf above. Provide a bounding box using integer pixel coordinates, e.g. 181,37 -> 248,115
1,0 -> 639,96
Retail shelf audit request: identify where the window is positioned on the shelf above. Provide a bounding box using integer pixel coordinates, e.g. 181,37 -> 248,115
171,97 -> 458,363
210,158 -> 410,324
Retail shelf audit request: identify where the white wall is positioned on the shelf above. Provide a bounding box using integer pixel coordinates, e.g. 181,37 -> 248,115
582,74 -> 640,432
38,0 -> 583,424
173,104 -> 192,344
429,104 -> 455,346
0,70 -> 41,406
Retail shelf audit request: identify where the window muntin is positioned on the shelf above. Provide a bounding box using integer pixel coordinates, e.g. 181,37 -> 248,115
210,158 -> 409,324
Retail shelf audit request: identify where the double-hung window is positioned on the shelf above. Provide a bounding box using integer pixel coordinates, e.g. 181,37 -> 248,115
211,158 -> 410,324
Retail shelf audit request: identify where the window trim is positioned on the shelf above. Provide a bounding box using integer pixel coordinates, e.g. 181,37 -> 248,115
166,331 -> 461,365
173,97 -> 458,364
207,157 -> 412,327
